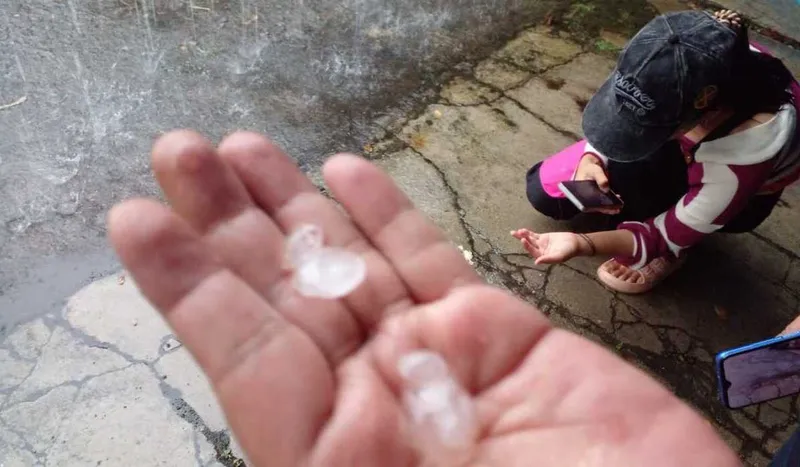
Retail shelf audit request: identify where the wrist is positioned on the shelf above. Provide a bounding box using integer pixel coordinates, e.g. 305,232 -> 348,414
575,233 -> 597,256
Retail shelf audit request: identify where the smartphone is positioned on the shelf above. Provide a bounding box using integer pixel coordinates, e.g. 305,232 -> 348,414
558,180 -> 624,212
716,330 -> 800,409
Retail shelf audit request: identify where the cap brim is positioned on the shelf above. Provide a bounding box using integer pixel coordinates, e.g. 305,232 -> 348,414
582,78 -> 677,163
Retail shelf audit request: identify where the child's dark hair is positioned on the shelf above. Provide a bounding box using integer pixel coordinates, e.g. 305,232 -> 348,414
721,22 -> 795,115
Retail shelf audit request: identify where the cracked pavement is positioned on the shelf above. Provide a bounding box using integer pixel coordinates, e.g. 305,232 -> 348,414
369,24 -> 800,466
3,2 -> 800,467
1,274 -> 245,466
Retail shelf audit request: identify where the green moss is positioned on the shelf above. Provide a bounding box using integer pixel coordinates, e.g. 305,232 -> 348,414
559,0 -> 658,43
595,38 -> 621,52
566,2 -> 597,22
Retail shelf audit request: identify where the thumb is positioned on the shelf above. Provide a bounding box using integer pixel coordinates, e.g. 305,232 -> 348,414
780,315 -> 800,336
589,166 -> 610,193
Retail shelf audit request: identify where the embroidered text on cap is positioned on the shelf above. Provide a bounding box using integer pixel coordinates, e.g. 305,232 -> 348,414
614,71 -> 657,117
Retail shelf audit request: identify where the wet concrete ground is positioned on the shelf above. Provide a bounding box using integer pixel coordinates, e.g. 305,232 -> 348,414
0,0 -> 562,328
3,0 -> 800,466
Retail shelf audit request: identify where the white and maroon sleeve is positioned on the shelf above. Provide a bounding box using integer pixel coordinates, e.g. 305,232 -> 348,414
616,159 -> 774,268
615,104 -> 797,269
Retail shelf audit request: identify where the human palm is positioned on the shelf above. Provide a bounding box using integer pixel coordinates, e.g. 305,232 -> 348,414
108,131 -> 739,466
511,229 -> 583,265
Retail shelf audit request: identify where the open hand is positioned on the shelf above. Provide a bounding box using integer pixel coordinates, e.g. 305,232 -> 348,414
108,131 -> 738,467
511,228 -> 586,265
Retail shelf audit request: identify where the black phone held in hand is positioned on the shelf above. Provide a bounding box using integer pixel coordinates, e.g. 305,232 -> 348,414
558,180 -> 624,212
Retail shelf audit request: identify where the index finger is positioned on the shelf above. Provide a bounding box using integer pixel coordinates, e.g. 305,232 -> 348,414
587,165 -> 610,192
219,133 -> 413,334
324,155 -> 482,303
107,200 -> 333,466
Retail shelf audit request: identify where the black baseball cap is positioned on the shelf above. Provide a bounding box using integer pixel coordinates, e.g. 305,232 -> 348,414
582,11 -> 740,162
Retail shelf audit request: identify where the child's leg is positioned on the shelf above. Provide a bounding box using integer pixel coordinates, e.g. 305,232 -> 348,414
525,139 -> 688,222
606,140 -> 689,223
592,142 -> 692,295
525,161 -> 581,220
719,191 -> 783,233
524,140 -> 588,220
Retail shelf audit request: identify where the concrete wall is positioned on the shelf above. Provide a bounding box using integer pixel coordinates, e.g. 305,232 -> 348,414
0,0 -> 558,326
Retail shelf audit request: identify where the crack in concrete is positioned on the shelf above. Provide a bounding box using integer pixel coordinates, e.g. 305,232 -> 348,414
691,234 -> 800,302
543,293 -> 783,460
782,258 -> 794,286
398,139 -> 478,257
382,173 -> 793,462
50,314 -> 246,464
352,105 -> 797,458
4,17 -> 794,465
498,94 -> 582,140
491,48 -> 590,82
3,310 -> 246,466
191,429 -> 206,467
612,297 -> 800,459
433,52 -> 589,141
2,364 -> 134,408
0,418 -> 47,464
374,46 -> 587,144
25,379 -> 83,458
750,230 -> 800,262
0,328 -> 55,410
385,109 -> 797,455
0,342 -> 39,364
162,385 -> 244,467
473,52 -> 589,140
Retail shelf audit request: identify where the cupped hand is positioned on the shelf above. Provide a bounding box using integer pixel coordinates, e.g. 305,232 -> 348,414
108,131 -> 739,467
511,228 -> 585,265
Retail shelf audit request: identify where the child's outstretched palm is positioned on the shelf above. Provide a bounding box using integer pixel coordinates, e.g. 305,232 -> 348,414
511,229 -> 583,265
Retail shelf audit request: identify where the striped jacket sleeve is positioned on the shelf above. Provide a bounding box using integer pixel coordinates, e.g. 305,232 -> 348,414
616,159 -> 774,269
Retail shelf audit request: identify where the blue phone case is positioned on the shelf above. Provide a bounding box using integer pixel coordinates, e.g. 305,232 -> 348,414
715,330 -> 800,408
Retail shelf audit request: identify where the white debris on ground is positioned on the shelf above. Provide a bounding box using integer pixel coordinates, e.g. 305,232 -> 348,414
457,245 -> 474,265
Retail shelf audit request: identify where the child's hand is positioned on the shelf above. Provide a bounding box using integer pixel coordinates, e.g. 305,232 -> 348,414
574,154 -> 622,215
780,315 -> 800,336
511,229 -> 586,265
575,153 -> 609,190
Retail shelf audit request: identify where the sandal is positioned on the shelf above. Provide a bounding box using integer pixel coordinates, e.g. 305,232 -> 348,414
597,255 -> 687,294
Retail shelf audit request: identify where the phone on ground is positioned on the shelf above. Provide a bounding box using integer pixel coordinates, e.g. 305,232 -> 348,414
716,330 -> 800,409
558,180 -> 624,212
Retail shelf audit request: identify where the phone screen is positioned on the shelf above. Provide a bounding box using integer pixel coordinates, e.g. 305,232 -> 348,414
717,332 -> 800,409
559,180 -> 623,210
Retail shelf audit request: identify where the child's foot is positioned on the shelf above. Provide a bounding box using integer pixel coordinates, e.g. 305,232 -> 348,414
597,255 -> 686,294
